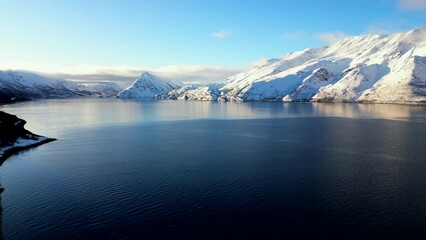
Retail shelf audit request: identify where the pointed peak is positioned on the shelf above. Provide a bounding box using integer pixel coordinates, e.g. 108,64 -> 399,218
140,71 -> 154,77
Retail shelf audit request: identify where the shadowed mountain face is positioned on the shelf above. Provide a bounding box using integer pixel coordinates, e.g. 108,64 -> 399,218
0,91 -> 30,104
0,111 -> 55,162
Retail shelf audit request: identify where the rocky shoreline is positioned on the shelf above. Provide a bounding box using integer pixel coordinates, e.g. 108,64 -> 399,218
0,111 -> 56,163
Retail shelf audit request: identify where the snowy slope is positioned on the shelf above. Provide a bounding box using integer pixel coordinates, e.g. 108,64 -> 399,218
167,84 -> 201,100
82,82 -> 123,98
0,70 -> 122,102
178,27 -> 426,104
117,72 -> 182,99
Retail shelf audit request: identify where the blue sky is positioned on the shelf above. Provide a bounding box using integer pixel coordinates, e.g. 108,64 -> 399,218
0,0 -> 425,84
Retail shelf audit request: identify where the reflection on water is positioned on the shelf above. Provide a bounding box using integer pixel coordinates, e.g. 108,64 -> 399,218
1,99 -> 425,137
312,103 -> 425,121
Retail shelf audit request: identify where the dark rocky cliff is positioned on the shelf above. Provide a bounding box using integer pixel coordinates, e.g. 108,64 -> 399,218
0,111 -> 56,162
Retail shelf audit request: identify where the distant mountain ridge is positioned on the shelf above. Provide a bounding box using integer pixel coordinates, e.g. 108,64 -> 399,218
166,27 -> 426,104
0,70 -> 122,103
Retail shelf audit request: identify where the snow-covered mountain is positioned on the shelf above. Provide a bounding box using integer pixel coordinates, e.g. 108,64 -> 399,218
82,82 -> 123,98
117,72 -> 182,99
167,84 -> 203,100
173,27 -> 426,104
0,70 -> 122,103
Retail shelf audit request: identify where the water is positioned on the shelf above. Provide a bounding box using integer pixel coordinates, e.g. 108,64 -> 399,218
1,99 -> 426,239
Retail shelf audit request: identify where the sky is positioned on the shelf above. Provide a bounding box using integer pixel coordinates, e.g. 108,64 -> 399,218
0,0 -> 425,86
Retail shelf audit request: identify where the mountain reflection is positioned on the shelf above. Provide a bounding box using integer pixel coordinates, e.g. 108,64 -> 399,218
310,103 -> 425,121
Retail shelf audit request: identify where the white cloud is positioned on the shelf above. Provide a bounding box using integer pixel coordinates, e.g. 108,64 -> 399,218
212,30 -> 232,39
314,31 -> 348,44
150,65 -> 242,84
0,61 -> 243,86
366,24 -> 399,35
282,31 -> 306,41
365,21 -> 411,35
249,57 -> 269,68
398,0 -> 426,10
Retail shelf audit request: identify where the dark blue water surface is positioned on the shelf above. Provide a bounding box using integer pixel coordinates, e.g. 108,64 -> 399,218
1,99 -> 426,239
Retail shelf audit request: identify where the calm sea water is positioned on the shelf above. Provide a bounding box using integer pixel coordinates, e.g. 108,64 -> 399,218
1,99 -> 426,239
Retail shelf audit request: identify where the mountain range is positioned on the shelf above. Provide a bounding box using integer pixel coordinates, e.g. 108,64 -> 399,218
1,28 -> 425,104
151,27 -> 425,104
117,27 -> 425,104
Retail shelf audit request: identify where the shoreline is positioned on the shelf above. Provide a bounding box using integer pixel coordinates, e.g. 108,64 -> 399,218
0,137 -> 56,164
1,97 -> 425,106
0,111 -> 57,164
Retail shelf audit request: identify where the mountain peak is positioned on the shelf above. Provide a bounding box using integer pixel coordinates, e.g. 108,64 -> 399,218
118,72 -> 181,99
140,71 -> 153,77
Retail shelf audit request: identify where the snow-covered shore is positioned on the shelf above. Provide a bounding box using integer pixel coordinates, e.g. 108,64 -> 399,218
0,111 -> 55,162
